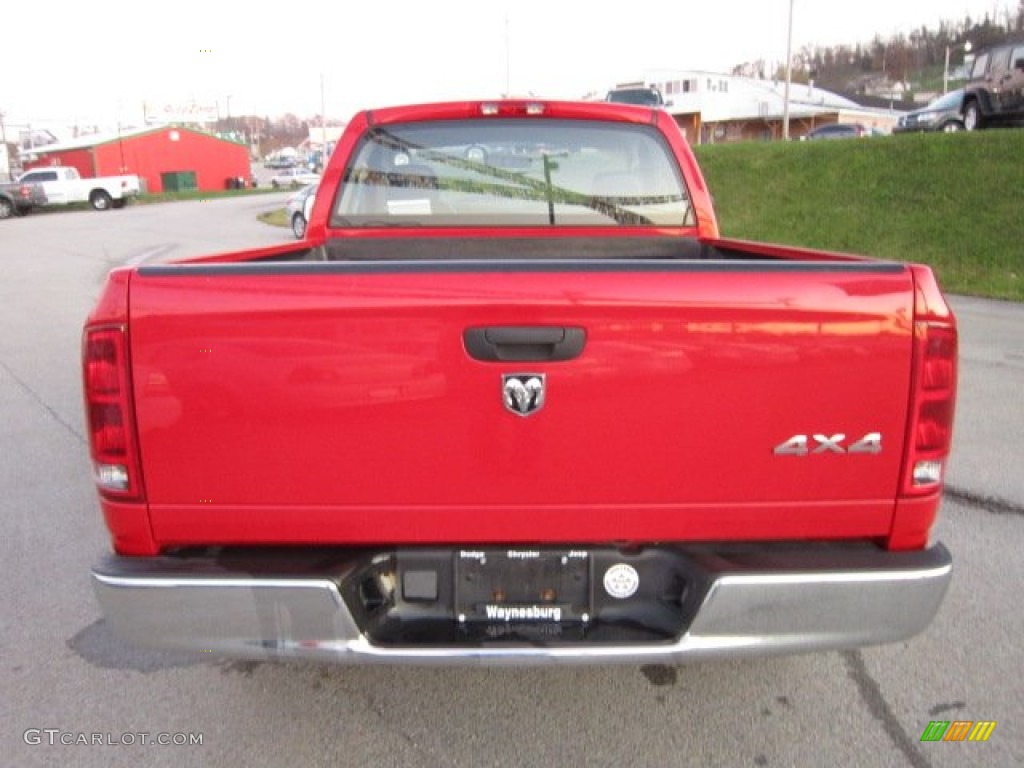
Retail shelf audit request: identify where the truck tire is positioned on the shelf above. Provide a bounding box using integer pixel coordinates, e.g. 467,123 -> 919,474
90,190 -> 113,210
963,101 -> 983,131
0,197 -> 13,219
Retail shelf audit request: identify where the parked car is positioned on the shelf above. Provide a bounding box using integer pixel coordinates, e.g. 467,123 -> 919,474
605,85 -> 670,108
804,123 -> 869,140
264,156 -> 297,169
285,183 -> 318,238
894,90 -> 966,133
270,167 -> 321,189
961,42 -> 1024,130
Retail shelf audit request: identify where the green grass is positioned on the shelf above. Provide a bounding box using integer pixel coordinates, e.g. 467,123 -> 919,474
694,130 -> 1023,301
258,208 -> 289,228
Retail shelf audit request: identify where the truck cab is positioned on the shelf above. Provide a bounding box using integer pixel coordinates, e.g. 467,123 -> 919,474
18,167 -> 81,205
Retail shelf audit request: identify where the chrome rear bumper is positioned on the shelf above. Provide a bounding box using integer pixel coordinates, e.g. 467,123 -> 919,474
91,543 -> 952,665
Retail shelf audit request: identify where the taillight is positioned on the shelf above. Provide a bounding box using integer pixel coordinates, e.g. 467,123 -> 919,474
480,101 -> 546,116
901,271 -> 957,496
83,326 -> 144,499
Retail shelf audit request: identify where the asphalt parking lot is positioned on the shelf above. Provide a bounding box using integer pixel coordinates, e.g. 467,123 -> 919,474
1,198 -> 1021,767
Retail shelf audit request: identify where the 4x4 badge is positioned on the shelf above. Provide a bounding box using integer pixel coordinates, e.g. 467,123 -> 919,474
503,374 -> 545,417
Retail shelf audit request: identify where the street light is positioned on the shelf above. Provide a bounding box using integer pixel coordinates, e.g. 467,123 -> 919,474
943,41 -> 972,94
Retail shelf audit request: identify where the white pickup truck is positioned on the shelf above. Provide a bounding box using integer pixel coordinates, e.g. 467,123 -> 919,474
17,166 -> 141,210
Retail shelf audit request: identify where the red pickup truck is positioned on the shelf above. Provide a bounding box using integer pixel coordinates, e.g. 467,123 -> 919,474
85,100 -> 957,664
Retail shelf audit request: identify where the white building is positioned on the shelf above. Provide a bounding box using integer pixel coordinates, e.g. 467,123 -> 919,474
643,71 -> 903,142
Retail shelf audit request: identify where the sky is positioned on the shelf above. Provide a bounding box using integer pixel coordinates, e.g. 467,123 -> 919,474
1,0 -> 1015,134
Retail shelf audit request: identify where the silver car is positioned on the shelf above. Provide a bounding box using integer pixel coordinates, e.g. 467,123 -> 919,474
270,167 -> 321,189
285,183 -> 318,239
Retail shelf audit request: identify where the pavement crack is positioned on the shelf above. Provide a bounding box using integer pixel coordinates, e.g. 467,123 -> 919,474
841,650 -> 932,768
0,359 -> 85,445
944,486 -> 1024,517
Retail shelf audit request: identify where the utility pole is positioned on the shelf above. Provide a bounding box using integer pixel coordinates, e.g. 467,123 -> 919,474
505,14 -> 511,97
782,0 -> 794,141
320,74 -> 327,170
0,110 -> 11,180
943,41 -> 971,94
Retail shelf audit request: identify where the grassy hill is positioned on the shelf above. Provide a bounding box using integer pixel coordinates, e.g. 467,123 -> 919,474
693,130 -> 1023,302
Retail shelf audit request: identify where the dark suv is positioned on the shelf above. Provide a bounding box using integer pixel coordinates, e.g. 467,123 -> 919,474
962,42 -> 1024,130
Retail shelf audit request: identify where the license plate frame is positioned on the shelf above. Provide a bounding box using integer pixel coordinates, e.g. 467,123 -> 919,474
455,549 -> 591,625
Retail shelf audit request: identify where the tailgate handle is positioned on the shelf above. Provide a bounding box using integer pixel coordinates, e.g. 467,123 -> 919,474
464,326 -> 586,362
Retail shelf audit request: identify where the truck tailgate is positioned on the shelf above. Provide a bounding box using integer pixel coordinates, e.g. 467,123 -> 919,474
129,260 -> 914,546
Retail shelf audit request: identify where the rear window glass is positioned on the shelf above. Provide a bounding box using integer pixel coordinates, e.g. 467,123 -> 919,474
331,119 -> 693,228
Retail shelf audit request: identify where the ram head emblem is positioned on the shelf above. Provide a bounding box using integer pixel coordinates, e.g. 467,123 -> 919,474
502,374 -> 546,417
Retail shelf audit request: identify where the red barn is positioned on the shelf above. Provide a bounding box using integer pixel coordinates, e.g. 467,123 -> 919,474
21,126 -> 251,193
